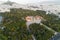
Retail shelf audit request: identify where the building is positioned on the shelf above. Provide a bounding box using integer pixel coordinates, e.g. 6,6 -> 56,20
34,16 -> 42,23
26,16 -> 43,26
26,16 -> 42,23
0,7 -> 10,12
26,16 -> 33,22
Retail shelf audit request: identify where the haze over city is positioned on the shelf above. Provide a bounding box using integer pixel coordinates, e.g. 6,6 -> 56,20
0,0 -> 59,4
0,0 -> 60,40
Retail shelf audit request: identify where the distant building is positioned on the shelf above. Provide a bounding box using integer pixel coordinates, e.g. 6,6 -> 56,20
26,16 -> 43,26
26,16 -> 33,22
0,7 -> 10,12
34,16 -> 42,23
26,16 -> 42,23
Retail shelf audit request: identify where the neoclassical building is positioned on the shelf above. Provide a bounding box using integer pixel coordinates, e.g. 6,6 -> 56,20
25,16 -> 43,26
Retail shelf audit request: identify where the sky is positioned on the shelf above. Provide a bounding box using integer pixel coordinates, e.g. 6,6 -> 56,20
0,0 -> 59,4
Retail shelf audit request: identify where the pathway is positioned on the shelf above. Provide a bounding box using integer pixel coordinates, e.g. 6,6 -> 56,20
40,23 -> 58,35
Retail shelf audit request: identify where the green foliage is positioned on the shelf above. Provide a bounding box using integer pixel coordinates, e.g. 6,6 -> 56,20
0,34 -> 7,40
0,8 -> 59,40
29,23 -> 53,40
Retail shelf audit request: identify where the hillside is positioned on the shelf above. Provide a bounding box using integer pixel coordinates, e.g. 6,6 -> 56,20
0,8 -> 59,40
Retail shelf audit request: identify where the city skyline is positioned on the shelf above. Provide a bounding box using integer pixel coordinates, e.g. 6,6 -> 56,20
0,0 -> 56,4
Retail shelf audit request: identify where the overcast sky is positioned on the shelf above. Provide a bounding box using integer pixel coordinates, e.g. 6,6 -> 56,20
0,0 -> 59,4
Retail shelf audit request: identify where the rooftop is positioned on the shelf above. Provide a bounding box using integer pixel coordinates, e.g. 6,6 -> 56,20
25,16 -> 42,22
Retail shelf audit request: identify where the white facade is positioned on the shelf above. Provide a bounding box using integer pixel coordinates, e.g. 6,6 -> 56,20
26,16 -> 42,26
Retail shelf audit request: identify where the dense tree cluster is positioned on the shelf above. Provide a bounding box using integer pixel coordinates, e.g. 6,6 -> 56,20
29,23 -> 53,40
0,8 -> 59,40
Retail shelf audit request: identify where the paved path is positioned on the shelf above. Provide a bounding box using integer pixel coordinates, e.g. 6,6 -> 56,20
26,23 -> 36,40
40,23 -> 58,35
26,22 -> 58,40
32,35 -> 36,40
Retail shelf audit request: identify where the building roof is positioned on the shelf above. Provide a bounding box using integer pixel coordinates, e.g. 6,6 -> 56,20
25,16 -> 42,22
35,16 -> 42,20
26,16 -> 33,22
